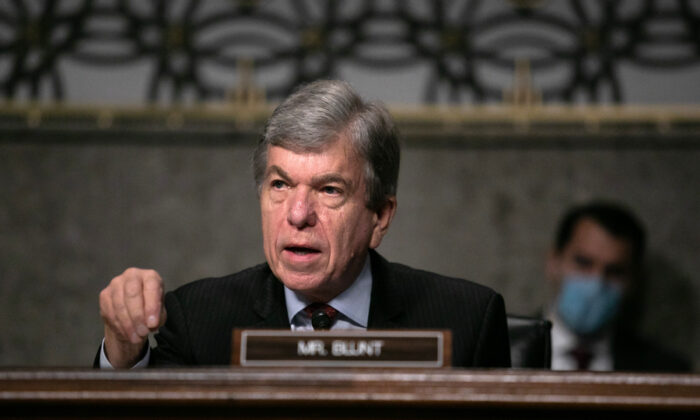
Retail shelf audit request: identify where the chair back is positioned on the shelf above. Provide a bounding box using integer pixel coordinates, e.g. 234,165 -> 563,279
507,314 -> 552,368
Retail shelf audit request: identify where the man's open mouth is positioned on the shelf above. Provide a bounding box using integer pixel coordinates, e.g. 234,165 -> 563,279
285,246 -> 321,255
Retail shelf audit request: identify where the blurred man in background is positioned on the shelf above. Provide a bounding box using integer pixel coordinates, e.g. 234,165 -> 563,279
546,201 -> 690,371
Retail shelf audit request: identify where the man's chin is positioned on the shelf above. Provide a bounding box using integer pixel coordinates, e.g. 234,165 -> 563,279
276,269 -> 328,295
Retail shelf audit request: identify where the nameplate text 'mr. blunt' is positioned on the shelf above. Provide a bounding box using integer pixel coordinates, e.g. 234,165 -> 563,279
232,329 -> 452,368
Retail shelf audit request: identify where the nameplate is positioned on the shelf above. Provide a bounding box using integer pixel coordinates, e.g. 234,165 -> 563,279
232,329 -> 451,368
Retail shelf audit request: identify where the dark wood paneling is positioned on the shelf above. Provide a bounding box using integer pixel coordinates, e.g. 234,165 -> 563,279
1,368 -> 698,418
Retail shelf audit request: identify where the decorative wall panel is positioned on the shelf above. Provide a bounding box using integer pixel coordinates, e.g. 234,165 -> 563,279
1,0 -> 699,104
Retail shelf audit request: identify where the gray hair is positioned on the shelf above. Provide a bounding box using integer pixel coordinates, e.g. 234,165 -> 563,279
253,80 -> 400,211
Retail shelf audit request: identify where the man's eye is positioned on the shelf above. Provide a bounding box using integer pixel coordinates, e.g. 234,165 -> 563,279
322,186 -> 341,195
605,265 -> 627,279
271,180 -> 286,189
573,255 -> 593,269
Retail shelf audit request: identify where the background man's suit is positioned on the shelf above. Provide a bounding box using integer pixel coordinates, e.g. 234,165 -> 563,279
147,251 -> 511,368
612,333 -> 691,372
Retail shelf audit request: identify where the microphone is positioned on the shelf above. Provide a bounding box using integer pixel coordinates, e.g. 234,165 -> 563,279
311,309 -> 333,330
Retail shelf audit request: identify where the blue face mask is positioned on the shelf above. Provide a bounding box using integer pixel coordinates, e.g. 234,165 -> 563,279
556,274 -> 623,336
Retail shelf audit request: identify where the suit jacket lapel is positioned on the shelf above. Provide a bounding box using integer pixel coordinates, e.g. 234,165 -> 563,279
252,269 -> 291,329
368,250 -> 404,329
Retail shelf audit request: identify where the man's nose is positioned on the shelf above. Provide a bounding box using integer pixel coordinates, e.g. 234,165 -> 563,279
287,189 -> 317,228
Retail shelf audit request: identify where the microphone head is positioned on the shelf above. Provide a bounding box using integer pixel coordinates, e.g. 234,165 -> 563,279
311,309 -> 333,330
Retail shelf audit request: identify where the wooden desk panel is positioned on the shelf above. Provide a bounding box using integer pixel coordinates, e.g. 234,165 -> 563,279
1,368 -> 698,419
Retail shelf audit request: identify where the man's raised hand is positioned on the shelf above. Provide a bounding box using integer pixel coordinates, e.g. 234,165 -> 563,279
99,268 -> 166,368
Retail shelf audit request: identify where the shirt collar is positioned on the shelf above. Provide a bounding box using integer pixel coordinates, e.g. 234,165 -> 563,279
548,307 -> 614,370
284,256 -> 373,328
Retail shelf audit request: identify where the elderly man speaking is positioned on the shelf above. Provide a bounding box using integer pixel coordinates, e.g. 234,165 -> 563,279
97,80 -> 511,369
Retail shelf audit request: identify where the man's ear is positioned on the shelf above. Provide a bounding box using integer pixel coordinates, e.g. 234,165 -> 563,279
369,196 -> 397,249
545,248 -> 562,287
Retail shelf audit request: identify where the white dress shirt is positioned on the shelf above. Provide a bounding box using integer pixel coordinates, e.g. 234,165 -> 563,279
549,309 -> 614,371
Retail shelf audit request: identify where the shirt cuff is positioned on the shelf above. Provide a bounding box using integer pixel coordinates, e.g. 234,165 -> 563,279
99,338 -> 150,369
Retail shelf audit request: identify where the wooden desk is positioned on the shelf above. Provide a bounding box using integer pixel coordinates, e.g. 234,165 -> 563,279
1,368 -> 698,419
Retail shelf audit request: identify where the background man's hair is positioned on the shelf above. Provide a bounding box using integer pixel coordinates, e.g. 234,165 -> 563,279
252,79 -> 400,211
554,201 -> 646,263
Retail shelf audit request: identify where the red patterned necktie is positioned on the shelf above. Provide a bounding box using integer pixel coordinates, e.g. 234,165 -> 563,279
304,303 -> 338,330
569,346 -> 593,370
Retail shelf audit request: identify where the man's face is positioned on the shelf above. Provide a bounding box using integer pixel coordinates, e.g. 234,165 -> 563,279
260,139 -> 395,302
548,218 -> 635,291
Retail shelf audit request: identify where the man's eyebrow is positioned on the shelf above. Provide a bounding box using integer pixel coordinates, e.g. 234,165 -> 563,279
311,173 -> 352,188
266,165 -> 291,181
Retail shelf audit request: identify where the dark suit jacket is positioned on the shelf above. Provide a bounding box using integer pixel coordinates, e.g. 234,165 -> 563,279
613,332 -> 691,372
138,251 -> 510,368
